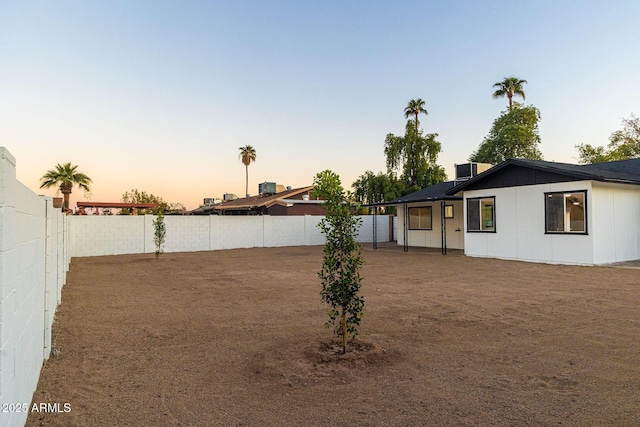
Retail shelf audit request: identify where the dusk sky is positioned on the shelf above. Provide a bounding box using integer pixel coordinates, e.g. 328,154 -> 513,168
1,1 -> 639,210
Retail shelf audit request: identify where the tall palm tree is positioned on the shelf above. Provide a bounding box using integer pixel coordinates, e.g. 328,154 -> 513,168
404,99 -> 428,130
40,163 -> 92,211
238,145 -> 257,198
492,76 -> 527,110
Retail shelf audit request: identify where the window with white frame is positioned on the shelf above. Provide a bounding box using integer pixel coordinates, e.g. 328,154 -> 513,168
545,191 -> 587,234
408,207 -> 432,230
467,197 -> 495,232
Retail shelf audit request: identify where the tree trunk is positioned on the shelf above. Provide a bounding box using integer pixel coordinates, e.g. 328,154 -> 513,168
342,307 -> 348,354
245,164 -> 249,198
63,191 -> 71,211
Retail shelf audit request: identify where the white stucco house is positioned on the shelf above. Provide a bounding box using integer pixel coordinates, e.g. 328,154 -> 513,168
444,158 -> 640,265
379,158 -> 640,265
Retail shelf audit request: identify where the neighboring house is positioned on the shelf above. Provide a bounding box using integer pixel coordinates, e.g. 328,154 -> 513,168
445,158 -> 640,265
188,186 -> 326,216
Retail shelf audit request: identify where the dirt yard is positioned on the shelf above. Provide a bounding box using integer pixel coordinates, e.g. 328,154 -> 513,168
27,246 -> 639,426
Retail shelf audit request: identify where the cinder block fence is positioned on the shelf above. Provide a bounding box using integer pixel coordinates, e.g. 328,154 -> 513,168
68,214 -> 389,258
0,149 -> 69,427
0,147 -> 390,427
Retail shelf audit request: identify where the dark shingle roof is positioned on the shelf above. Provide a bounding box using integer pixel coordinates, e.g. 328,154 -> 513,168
365,181 -> 462,206
505,158 -> 640,183
581,158 -> 640,182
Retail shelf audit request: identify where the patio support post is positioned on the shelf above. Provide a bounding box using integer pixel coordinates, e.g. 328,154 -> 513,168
441,201 -> 447,255
403,203 -> 409,252
373,207 -> 378,250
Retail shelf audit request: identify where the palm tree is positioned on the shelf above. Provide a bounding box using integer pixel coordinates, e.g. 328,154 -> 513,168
404,99 -> 428,130
40,163 -> 92,211
492,76 -> 527,110
238,145 -> 257,198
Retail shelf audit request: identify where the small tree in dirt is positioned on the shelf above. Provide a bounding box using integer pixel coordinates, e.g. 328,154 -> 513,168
313,170 -> 364,354
153,210 -> 166,259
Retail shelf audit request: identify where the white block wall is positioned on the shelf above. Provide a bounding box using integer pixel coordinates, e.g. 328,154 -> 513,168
69,214 -> 391,257
70,216 -> 145,256
0,148 -> 69,427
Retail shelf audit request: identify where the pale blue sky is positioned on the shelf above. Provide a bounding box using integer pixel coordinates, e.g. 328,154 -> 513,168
1,1 -> 638,209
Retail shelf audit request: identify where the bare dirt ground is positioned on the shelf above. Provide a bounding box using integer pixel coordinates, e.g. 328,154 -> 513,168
27,246 -> 639,426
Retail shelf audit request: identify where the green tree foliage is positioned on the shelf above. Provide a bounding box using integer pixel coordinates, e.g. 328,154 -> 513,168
40,163 -> 92,211
121,189 -> 185,215
238,145 -> 257,198
576,115 -> 640,164
384,120 -> 447,194
352,171 -> 402,214
314,170 -> 364,354
470,103 -> 543,164
153,210 -> 166,259
492,76 -> 527,111
352,99 -> 446,206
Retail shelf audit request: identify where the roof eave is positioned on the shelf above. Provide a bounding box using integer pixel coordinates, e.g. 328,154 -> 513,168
596,177 -> 640,185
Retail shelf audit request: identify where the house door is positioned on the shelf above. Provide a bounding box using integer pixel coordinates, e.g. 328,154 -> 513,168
443,202 -> 464,250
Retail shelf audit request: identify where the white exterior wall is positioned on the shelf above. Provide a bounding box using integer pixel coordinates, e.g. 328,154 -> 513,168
69,214 -> 391,257
209,216 -> 265,250
396,201 -> 465,250
356,215 -> 392,244
0,148 -> 69,427
463,181 -> 597,265
161,215 -> 210,253
302,215 -> 325,246
591,182 -> 640,264
70,216 -> 145,257
264,216 -> 305,247
43,199 -> 67,359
